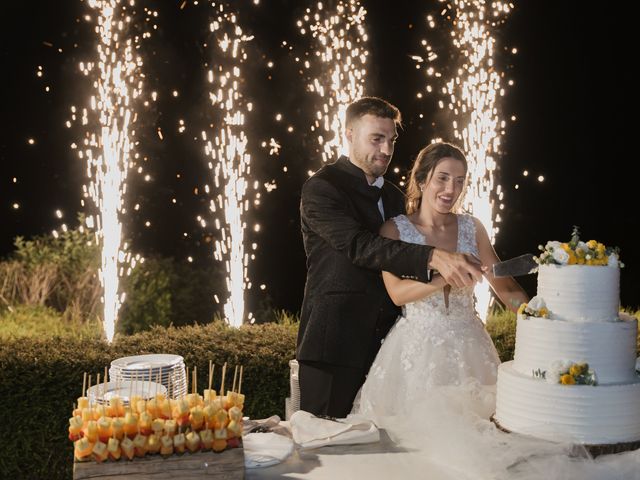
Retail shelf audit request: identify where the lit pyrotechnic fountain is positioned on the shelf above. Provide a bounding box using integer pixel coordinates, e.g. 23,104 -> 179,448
73,0 -> 148,341
297,1 -> 368,166
415,0 -> 513,318
202,3 -> 254,327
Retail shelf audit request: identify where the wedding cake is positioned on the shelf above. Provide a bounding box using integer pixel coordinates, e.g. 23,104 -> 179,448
494,232 -> 640,445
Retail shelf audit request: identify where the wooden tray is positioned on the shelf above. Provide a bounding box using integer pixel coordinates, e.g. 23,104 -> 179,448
490,415 -> 640,458
73,447 -> 244,479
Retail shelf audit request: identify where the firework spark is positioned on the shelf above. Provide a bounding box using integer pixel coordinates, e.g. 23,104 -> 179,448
297,1 -> 368,165
202,3 -> 254,327
417,0 -> 512,318
76,0 -> 148,341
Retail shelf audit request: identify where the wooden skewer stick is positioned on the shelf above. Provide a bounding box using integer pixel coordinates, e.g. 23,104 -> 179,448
128,373 -> 134,410
167,372 -> 172,400
185,367 -> 189,399
82,372 -> 87,398
220,362 -> 227,397
96,373 -> 101,403
208,360 -> 213,391
232,365 -> 238,393
103,367 -> 108,399
193,365 -> 197,395
238,366 -> 243,395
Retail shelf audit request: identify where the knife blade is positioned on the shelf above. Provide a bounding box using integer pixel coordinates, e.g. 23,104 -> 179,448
492,253 -> 538,278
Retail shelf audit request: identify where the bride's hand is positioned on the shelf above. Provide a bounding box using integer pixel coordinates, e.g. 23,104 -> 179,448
428,249 -> 484,289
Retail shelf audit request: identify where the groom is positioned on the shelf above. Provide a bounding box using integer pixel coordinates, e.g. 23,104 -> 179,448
296,97 -> 483,417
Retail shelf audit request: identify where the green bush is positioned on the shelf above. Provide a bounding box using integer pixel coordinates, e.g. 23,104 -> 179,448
1,224 -> 228,333
0,321 -> 297,480
117,256 -> 225,334
0,223 -> 102,320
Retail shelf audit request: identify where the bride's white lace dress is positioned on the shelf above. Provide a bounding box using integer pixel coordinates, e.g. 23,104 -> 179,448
351,214 -> 640,480
355,213 -> 499,420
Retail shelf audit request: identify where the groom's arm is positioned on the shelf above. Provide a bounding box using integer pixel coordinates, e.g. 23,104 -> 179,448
301,175 -> 433,282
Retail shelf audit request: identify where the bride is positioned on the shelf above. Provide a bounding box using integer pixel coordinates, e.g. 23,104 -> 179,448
354,141 -> 528,420
352,142 -> 640,480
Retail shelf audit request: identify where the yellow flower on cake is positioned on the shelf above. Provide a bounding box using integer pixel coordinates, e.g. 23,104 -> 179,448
517,303 -> 527,316
560,374 -> 575,385
587,240 -> 598,249
569,364 -> 585,376
559,244 -> 577,264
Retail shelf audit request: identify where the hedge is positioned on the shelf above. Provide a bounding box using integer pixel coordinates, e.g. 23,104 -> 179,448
0,322 -> 297,480
3,309 -> 637,479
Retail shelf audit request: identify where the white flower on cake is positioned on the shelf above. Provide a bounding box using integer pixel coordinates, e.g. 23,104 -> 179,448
576,241 -> 589,253
608,253 -> 619,267
528,296 -> 546,311
546,240 -> 562,251
552,248 -> 570,265
517,296 -> 550,319
545,363 -> 561,384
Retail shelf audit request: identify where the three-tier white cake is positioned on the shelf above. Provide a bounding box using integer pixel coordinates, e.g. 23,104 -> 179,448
495,257 -> 640,445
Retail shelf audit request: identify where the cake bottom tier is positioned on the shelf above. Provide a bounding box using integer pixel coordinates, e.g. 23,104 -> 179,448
495,361 -> 640,444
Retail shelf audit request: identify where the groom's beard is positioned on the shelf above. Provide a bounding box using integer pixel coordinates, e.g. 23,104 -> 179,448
353,150 -> 391,179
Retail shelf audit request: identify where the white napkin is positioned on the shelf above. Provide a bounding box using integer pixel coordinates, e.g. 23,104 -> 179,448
290,411 -> 380,449
243,432 -> 294,468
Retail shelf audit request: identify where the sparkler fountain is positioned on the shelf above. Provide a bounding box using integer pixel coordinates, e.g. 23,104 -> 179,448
297,1 -> 368,166
75,0 -> 147,341
416,0 -> 512,318
202,3 -> 254,327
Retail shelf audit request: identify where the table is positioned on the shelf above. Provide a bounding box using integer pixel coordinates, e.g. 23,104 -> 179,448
245,429 -> 455,480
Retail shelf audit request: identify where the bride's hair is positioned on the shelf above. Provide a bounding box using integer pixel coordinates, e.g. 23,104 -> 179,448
406,142 -> 468,214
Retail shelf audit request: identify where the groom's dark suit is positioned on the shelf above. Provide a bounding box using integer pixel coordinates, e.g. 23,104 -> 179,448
297,156 -> 433,417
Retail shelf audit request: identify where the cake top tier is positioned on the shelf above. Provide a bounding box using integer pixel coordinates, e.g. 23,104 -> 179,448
535,226 -> 622,268
518,228 -> 623,323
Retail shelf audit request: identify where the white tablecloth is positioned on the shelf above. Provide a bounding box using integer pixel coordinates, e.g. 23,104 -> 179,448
246,427 -> 455,480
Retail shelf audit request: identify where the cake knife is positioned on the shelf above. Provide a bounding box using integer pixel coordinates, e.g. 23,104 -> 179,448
492,253 -> 538,277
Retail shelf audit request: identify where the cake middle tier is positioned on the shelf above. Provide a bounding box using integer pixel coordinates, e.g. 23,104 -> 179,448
513,315 -> 638,384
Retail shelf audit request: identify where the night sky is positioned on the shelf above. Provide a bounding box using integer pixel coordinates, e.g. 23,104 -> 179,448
1,1 -> 638,314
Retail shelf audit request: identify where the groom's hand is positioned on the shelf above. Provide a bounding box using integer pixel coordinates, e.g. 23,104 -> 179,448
428,249 -> 484,288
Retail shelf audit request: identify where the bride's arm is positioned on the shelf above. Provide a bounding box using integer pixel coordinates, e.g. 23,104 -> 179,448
473,217 -> 529,312
380,220 -> 448,306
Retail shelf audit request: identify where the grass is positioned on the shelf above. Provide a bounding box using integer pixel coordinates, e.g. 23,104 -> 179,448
0,305 -> 103,341
485,306 -> 518,362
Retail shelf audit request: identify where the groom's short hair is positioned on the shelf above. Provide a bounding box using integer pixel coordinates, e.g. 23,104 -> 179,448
345,97 -> 402,128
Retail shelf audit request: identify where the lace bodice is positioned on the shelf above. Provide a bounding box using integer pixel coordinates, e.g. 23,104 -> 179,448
392,214 -> 479,319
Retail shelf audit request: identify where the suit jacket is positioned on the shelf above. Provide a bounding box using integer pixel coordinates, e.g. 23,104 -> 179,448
297,156 -> 433,370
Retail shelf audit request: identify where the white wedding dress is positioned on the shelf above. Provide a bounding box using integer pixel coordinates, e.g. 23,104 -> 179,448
355,213 -> 499,419
351,214 -> 640,480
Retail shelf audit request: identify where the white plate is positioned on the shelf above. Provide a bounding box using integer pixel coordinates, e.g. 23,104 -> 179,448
86,381 -> 166,405
111,354 -> 184,370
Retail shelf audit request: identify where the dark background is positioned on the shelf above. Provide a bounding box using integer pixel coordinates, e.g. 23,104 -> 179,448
1,1 -> 637,315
